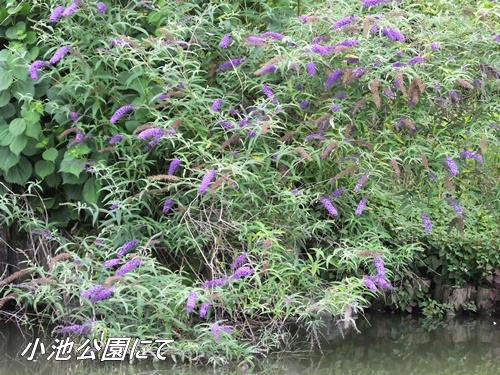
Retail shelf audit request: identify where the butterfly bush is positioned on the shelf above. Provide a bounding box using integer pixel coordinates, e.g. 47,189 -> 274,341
186,291 -> 197,313
116,240 -> 139,258
29,60 -> 47,81
319,196 -> 338,217
49,46 -> 71,65
109,105 -> 134,124
49,6 -> 66,22
115,258 -> 142,276
90,287 -> 114,303
199,169 -> 217,194
215,57 -> 244,72
421,213 -> 432,234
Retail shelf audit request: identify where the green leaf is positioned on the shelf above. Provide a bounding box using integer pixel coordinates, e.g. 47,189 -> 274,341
59,157 -> 84,178
1,103 -> 16,119
35,160 -> 55,179
0,64 -> 13,90
0,90 -> 10,107
42,148 -> 58,162
9,118 -> 26,136
0,125 -> 13,146
0,146 -> 20,172
25,121 -> 41,139
11,76 -> 33,96
82,178 -> 102,204
9,134 -> 28,155
4,156 -> 31,185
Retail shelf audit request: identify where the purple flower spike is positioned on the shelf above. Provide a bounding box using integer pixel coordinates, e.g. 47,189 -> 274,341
231,266 -> 253,280
261,32 -> 284,40
162,199 -> 173,214
430,42 -> 440,50
355,197 -> 368,216
445,197 -> 464,217
110,104 -> 134,124
382,27 -> 405,42
257,64 -> 276,75
218,120 -> 234,129
62,1 -> 79,17
309,44 -> 331,55
449,90 -> 459,101
29,60 -> 47,81
116,240 -> 139,258
211,99 -> 223,112
408,56 -> 424,65
363,0 -> 390,6
89,287 -> 114,303
421,212 -> 432,234
445,157 -> 459,177
332,16 -> 355,30
373,258 -> 385,277
219,33 -> 231,48
104,259 -> 121,269
115,257 -> 142,277
307,62 -> 316,77
331,104 -> 339,112
231,253 -> 247,270
186,291 -> 197,313
460,151 -> 484,164
299,101 -> 308,109
352,67 -> 365,78
199,169 -> 217,194
363,277 -> 377,292
324,69 -> 343,89
262,83 -> 277,103
49,46 -> 71,65
167,158 -> 181,175
202,277 -> 229,288
215,57 -> 244,72
319,196 -> 338,217
247,36 -> 264,44
330,187 -> 344,198
354,170 -> 369,192
54,324 -> 92,335
109,135 -> 123,145
96,2 -> 107,14
199,302 -> 210,318
81,285 -> 104,299
211,323 -> 221,341
50,6 -> 66,22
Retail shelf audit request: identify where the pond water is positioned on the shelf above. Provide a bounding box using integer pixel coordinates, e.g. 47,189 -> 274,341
1,314 -> 499,375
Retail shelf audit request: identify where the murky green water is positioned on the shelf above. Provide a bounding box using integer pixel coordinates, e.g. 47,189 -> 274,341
1,314 -> 499,374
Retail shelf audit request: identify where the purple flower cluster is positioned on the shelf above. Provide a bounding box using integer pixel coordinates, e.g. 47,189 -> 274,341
363,257 -> 393,292
299,101 -> 308,109
305,133 -> 325,141
219,33 -> 231,48
408,56 -> 424,65
62,1 -> 79,17
199,302 -> 210,318
324,69 -> 343,89
210,323 -> 232,341
186,291 -> 197,313
460,151 -> 484,164
362,0 -> 390,6
445,157 -> 459,177
96,2 -> 107,14
90,287 -> 114,302
115,257 -> 142,277
138,128 -> 165,148
29,60 -> 48,81
162,199 -> 174,214
109,135 -> 123,145
330,187 -> 344,198
231,266 -> 253,280
445,197 -> 464,217
261,32 -> 284,40
211,99 -> 223,112
331,104 -> 339,112
247,36 -> 264,44
351,67 -> 365,78
215,57 -> 244,72
354,170 -> 369,192
336,39 -> 360,48
355,197 -> 368,216
81,284 -> 104,299
70,112 -> 79,123
116,240 -> 139,258
262,83 -> 277,104
308,44 -> 332,55
104,259 -> 121,269
54,324 -> 92,335
307,62 -> 316,77
257,64 -> 276,75
110,105 -> 134,124
49,46 -> 71,65
319,196 -> 338,217
218,120 -> 234,129
430,42 -> 440,50
332,16 -> 355,30
421,212 -> 432,234
382,28 -> 405,42
168,158 -> 181,175
202,277 -> 229,288
50,6 -> 66,22
449,90 -> 459,101
199,169 -> 217,194
231,253 -> 247,270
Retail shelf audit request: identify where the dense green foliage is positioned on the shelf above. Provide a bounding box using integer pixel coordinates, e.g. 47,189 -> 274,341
0,0 -> 498,365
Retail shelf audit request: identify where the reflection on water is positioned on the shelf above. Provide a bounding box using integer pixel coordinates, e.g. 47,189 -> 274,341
1,314 -> 499,375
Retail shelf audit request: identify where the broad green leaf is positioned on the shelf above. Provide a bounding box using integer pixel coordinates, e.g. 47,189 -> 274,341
0,146 -> 20,172
0,125 -> 13,146
35,160 -> 55,179
0,90 -> 10,107
9,134 -> 28,155
42,148 -> 58,162
9,118 -> 26,136
4,156 -> 31,185
25,121 -> 41,139
59,157 -> 84,178
82,178 -> 102,204
0,64 -> 13,90
1,103 -> 16,119
11,76 -> 33,95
